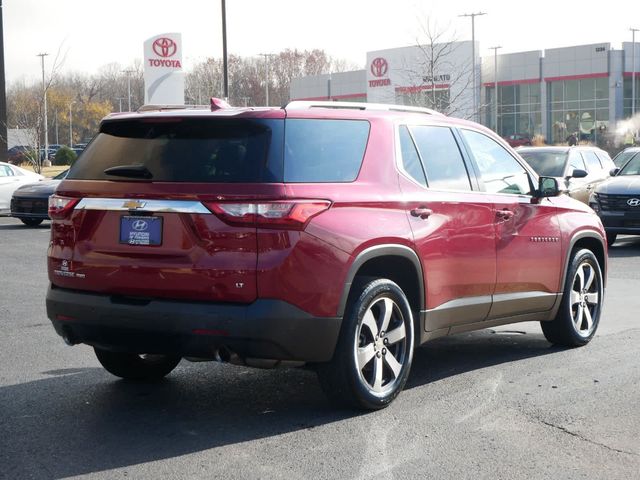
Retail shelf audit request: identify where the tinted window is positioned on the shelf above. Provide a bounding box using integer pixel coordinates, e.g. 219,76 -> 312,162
461,129 -> 532,195
619,155 -> 640,176
582,151 -> 603,172
613,150 -> 639,168
284,119 -> 369,182
519,150 -> 567,177
410,126 -> 471,191
399,125 -> 426,186
68,118 -> 284,183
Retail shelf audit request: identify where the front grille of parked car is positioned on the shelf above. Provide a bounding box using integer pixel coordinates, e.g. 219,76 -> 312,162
11,198 -> 48,214
597,194 -> 640,211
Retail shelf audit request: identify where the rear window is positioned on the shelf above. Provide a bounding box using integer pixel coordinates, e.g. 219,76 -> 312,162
67,118 -> 284,183
284,119 -> 369,182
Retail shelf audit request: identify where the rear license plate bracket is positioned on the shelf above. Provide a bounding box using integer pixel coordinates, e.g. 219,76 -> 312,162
119,215 -> 163,246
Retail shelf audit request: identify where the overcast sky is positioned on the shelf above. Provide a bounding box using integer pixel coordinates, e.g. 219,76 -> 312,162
4,0 -> 640,83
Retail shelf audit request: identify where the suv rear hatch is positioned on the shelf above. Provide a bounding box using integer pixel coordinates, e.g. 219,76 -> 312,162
49,112 -> 285,304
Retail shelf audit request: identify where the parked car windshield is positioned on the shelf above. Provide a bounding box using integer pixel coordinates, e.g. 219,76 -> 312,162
518,150 -> 567,177
618,155 -> 640,176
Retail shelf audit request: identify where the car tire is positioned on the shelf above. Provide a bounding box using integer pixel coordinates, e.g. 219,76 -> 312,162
317,278 -> 414,410
20,217 -> 43,227
94,348 -> 181,380
541,249 -> 603,347
606,232 -> 617,247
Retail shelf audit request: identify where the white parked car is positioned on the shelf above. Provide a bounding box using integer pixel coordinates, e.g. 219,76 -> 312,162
0,162 -> 44,214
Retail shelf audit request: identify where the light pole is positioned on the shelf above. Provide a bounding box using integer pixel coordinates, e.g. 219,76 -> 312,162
122,70 -> 133,110
632,28 -> 639,118
221,0 -> 229,100
259,53 -> 275,106
0,0 -> 8,162
68,101 -> 74,148
459,12 -> 486,122
116,97 -> 126,112
490,46 -> 502,133
37,52 -> 49,164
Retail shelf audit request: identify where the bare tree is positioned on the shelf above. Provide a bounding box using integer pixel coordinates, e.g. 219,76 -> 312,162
400,18 -> 481,119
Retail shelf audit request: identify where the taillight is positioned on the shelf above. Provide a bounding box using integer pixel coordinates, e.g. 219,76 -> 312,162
48,195 -> 80,220
204,200 -> 331,230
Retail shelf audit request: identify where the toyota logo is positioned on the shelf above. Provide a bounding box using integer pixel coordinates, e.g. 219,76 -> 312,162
627,198 -> 640,207
152,37 -> 177,58
132,220 -> 149,231
370,57 -> 388,78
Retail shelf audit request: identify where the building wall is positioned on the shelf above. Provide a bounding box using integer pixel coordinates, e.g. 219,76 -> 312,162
289,41 -> 636,144
366,41 -> 477,119
290,71 -> 366,101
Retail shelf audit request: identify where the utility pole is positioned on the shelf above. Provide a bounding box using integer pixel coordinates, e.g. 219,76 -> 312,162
0,0 -> 8,162
68,101 -> 74,147
259,53 -> 275,106
37,52 -> 49,166
459,12 -> 486,122
116,97 -> 126,112
122,70 -> 133,111
221,0 -> 229,100
54,110 -> 58,145
490,46 -> 502,133
632,28 -> 639,118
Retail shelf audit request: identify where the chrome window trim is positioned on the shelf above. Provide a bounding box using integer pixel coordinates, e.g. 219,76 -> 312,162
74,198 -> 211,214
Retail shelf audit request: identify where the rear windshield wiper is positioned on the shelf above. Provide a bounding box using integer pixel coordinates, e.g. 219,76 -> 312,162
103,164 -> 153,179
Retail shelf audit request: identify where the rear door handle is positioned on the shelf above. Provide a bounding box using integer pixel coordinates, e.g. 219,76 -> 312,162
496,209 -> 515,221
410,207 -> 433,219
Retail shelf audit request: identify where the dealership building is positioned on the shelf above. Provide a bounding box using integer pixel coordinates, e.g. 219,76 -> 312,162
290,41 -> 640,144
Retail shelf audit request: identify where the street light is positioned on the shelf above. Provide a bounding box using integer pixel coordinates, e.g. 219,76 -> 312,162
221,0 -> 229,100
259,53 -> 275,106
490,46 -> 502,133
631,28 -> 639,117
37,52 -> 49,163
459,12 -> 486,122
116,97 -> 126,112
122,70 -> 133,111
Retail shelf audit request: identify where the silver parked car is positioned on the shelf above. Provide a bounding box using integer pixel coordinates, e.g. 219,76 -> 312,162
517,146 -> 615,204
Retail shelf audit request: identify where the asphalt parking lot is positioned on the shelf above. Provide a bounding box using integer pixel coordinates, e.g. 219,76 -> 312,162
1,216 -> 639,480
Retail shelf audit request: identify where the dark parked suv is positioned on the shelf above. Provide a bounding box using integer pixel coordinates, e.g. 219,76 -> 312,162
46,100 -> 607,409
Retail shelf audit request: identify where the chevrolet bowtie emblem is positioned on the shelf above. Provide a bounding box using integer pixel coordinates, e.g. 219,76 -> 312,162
122,200 -> 146,209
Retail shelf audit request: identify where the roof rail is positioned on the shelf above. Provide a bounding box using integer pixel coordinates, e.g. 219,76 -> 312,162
285,100 -> 443,116
136,104 -> 210,113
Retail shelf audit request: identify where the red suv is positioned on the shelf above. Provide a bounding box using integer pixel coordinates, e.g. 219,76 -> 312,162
46,100 -> 607,410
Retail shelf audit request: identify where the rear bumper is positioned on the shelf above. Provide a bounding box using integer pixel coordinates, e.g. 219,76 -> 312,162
46,285 -> 341,362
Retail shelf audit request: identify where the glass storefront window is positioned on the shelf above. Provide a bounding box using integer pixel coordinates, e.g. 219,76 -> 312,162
548,77 -> 609,144
565,81 -> 579,101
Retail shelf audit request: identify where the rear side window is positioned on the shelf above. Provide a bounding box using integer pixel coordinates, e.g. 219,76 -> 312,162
284,119 -> 369,182
398,125 -> 427,186
410,125 -> 472,191
67,118 -> 284,183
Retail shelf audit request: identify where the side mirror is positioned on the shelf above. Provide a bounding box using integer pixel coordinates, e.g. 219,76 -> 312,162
610,167 -> 620,176
568,168 -> 588,179
536,176 -> 561,198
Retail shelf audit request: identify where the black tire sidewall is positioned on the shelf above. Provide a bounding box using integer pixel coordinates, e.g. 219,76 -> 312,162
559,249 -> 603,345
342,279 -> 415,409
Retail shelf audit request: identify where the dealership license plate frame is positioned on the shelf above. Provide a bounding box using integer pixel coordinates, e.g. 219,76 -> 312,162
119,215 -> 163,246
